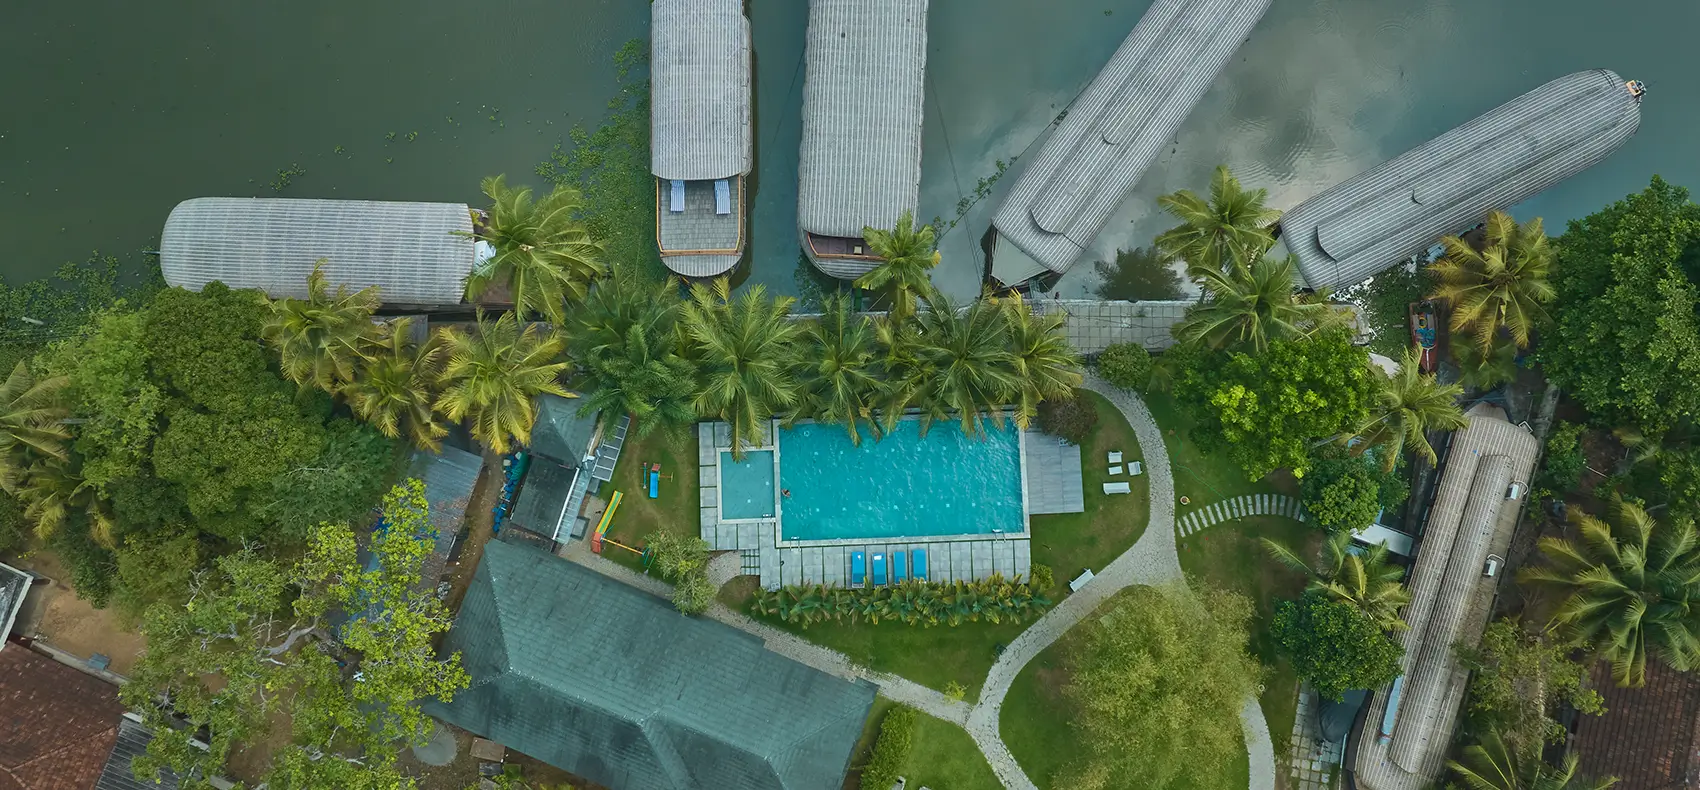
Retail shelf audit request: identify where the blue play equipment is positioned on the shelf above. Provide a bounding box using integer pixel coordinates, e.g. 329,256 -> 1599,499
872,553 -> 887,586
851,551 -> 866,587
893,551 -> 907,583
913,549 -> 929,581
648,468 -> 660,498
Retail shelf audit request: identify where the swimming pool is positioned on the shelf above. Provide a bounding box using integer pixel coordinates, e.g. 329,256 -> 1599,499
771,420 -> 1025,541
720,450 -> 776,519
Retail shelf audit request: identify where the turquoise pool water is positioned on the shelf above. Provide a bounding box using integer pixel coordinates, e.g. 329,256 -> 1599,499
774,420 -> 1024,540
720,450 -> 776,519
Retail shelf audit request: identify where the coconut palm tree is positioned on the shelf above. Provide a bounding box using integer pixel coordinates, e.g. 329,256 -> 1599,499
1173,254 -> 1340,352
870,310 -> 929,424
914,294 -> 1020,437
0,362 -> 69,495
18,459 -> 115,546
856,211 -> 940,317
799,293 -> 883,445
342,318 -> 448,451
998,293 -> 1083,429
1356,346 -> 1468,469
1519,496 -> 1700,687
1428,210 -> 1556,354
1155,165 -> 1281,275
434,311 -> 573,454
466,174 -> 606,323
1264,530 -> 1412,632
681,278 -> 802,457
571,274 -> 697,442
261,262 -> 381,392
1448,727 -> 1617,790
1454,336 -> 1520,391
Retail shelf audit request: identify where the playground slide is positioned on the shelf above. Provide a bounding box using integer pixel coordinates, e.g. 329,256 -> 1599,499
648,469 -> 659,498
872,553 -> 887,586
590,490 -> 624,553
851,551 -> 866,587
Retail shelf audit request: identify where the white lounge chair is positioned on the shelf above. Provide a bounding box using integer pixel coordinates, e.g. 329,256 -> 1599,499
669,179 -> 686,212
1129,460 -> 1143,476
1103,482 -> 1131,495
714,178 -> 732,215
1108,451 -> 1123,464
1109,465 -> 1123,476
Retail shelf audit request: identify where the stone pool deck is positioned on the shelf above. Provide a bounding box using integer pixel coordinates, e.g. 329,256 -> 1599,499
697,421 -> 1075,589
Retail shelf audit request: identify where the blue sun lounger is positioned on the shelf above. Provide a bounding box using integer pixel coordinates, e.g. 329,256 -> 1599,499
912,549 -> 929,581
872,553 -> 887,586
851,551 -> 866,587
893,551 -> 907,583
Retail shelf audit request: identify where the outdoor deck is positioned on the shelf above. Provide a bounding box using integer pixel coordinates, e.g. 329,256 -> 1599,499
655,176 -> 745,277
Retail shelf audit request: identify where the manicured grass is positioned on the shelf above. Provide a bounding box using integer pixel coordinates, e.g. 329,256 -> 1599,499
999,589 -> 1251,790
1178,514 -> 1317,761
597,428 -> 699,576
1029,390 -> 1149,596
756,604 -> 1030,701
845,698 -> 1001,790
1144,391 -> 1298,506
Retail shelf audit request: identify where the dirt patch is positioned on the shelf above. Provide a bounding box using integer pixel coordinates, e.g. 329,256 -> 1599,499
441,453 -> 503,617
717,575 -> 759,610
9,550 -> 145,675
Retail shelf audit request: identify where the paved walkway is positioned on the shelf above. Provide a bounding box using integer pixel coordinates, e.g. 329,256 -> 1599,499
1177,493 -> 1308,538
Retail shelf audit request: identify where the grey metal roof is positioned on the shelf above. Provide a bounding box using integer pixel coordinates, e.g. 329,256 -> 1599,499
989,0 -> 1272,281
507,457 -> 578,540
0,561 -> 29,649
95,717 -> 183,790
529,394 -> 600,464
1281,69 -> 1642,292
160,197 -> 476,306
651,0 -> 752,182
657,176 -> 745,277
796,0 -> 928,240
407,446 -> 482,555
425,540 -> 876,790
1352,405 -> 1539,790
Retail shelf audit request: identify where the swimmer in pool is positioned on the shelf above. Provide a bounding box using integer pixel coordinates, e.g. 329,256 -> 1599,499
782,489 -> 792,498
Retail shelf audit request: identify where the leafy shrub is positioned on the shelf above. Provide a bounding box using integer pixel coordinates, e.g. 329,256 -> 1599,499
1097,342 -> 1153,392
943,681 -> 967,701
645,529 -> 710,580
670,571 -> 715,616
751,576 -> 1052,628
1037,394 -> 1098,446
860,706 -> 916,790
1538,421 -> 1586,494
1302,459 -> 1383,532
1029,563 -> 1055,590
48,522 -> 116,608
1273,591 -> 1403,701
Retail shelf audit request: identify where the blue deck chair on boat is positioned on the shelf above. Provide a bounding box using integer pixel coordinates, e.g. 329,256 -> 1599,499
893,551 -> 907,583
913,549 -> 929,581
872,553 -> 887,586
851,551 -> 866,587
669,179 -> 686,212
714,178 -> 732,215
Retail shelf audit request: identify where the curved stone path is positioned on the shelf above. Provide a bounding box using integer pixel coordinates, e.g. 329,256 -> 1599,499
1176,493 -> 1308,538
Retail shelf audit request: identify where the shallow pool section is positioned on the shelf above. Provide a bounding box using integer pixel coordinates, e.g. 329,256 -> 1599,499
720,450 -> 776,520
778,420 -> 1023,541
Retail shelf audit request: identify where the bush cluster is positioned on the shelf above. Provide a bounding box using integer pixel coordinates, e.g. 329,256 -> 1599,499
1538,421 -> 1586,494
1097,342 -> 1153,392
752,576 -> 1052,628
860,706 -> 916,790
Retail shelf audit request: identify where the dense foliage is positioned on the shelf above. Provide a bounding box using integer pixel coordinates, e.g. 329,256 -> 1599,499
1056,585 -> 1261,790
1428,210 -> 1555,353
1095,342 -> 1152,392
1037,391 -> 1099,446
1174,329 -> 1375,479
1541,177 -> 1700,434
1456,619 -> 1605,756
1301,451 -> 1407,532
643,528 -> 713,614
1448,727 -> 1617,790
751,576 -> 1052,628
1537,421 -> 1587,495
1264,530 -> 1411,633
1273,591 -> 1404,700
860,706 -> 916,790
1092,246 -> 1185,302
857,211 -> 941,317
1338,260 -> 1428,358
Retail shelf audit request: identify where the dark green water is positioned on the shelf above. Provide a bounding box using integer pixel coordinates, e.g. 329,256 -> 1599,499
5,0 -> 1696,298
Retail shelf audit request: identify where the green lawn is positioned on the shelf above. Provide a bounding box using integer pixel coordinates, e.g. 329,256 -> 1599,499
846,698 -> 1001,790
1178,514 -> 1317,761
1029,390 -> 1149,597
596,428 -> 699,576
1143,391 -> 1298,506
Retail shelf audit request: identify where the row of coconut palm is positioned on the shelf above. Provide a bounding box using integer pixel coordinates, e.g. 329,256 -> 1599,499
0,362 -> 113,543
750,575 -> 1053,628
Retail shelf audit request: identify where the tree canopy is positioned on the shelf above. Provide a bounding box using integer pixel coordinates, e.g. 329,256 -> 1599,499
1273,590 -> 1404,701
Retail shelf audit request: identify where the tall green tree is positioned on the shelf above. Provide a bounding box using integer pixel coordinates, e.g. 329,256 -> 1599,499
1356,346 -> 1468,469
1173,254 -> 1339,353
1519,496 -> 1700,687
1273,590 -> 1404,701
682,278 -> 802,456
1428,210 -> 1556,353
1456,620 -> 1606,757
343,318 -> 448,451
1540,176 -> 1700,435
914,294 -> 1019,437
799,293 -> 882,445
1455,336 -> 1521,391
856,211 -> 940,318
1000,293 -> 1083,429
1448,727 -> 1617,790
17,459 -> 115,546
1264,531 -> 1411,632
261,262 -> 380,392
466,174 -> 606,322
1093,246 -> 1185,302
434,311 -> 572,454
571,273 -> 697,442
39,308 -> 158,490
0,361 -> 69,494
1155,165 -> 1281,275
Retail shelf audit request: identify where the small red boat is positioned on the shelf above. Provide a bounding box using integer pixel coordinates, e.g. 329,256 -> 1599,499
1409,301 -> 1438,373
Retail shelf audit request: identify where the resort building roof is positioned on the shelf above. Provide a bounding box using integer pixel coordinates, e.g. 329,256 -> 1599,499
425,540 -> 876,790
161,197 -> 476,307
528,394 -> 600,466
796,0 -> 929,280
0,646 -> 182,790
1279,69 -> 1642,292
988,0 -> 1272,286
1350,404 -> 1539,790
0,562 -> 29,649
651,0 -> 752,279
1573,659 -> 1700,790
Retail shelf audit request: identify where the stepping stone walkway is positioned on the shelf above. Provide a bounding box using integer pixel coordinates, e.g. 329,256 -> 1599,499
1176,493 -> 1307,538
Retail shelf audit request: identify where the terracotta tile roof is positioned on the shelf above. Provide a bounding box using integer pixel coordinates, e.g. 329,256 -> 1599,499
1575,660 -> 1700,790
0,647 -> 124,790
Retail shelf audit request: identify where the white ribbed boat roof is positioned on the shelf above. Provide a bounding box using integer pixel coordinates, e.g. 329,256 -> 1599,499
1352,405 -> 1539,790
161,198 -> 475,305
988,0 -> 1272,282
796,0 -> 928,240
651,0 -> 752,181
1281,69 -> 1641,291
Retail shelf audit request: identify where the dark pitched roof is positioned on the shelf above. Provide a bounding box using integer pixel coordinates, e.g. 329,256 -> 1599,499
0,563 -> 29,645
528,395 -> 599,464
407,447 -> 482,552
1575,660 -> 1700,790
94,718 -> 181,790
0,647 -> 124,790
426,541 -> 876,790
